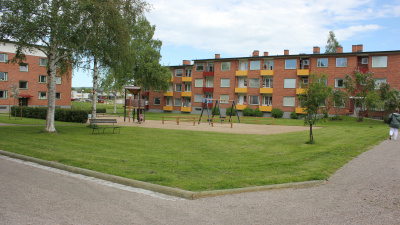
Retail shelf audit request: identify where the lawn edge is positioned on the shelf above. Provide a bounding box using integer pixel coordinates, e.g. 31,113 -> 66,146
0,150 -> 326,200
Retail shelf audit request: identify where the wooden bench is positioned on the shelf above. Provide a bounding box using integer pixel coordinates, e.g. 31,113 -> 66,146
89,119 -> 120,134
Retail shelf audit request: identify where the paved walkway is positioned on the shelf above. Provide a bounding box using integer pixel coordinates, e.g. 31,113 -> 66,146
1,138 -> 399,224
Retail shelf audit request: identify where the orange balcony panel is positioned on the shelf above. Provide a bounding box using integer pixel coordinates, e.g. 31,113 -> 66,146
182,77 -> 192,82
260,70 -> 274,76
235,87 -> 247,93
181,107 -> 191,112
163,92 -> 173,97
260,88 -> 273,94
296,89 -> 305,95
235,71 -> 248,76
181,92 -> 192,97
163,106 -> 173,111
236,105 -> 247,110
170,77 -> 174,82
259,106 -> 272,112
297,69 -> 309,76
295,108 -> 306,114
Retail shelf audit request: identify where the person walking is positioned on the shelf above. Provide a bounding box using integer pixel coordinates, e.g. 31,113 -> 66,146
388,108 -> 400,140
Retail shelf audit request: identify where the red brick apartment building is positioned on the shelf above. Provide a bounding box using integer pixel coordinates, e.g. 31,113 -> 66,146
146,44 -> 400,117
0,41 -> 71,113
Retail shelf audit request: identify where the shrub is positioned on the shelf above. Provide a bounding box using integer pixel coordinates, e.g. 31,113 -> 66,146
242,107 -> 254,116
290,111 -> 298,119
211,106 -> 220,115
253,108 -> 263,117
11,106 -> 89,123
329,115 -> 343,121
225,106 -> 237,116
271,108 -> 283,118
322,109 -> 329,118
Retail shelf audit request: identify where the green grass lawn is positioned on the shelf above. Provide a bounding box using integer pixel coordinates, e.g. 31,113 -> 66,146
0,114 -> 388,191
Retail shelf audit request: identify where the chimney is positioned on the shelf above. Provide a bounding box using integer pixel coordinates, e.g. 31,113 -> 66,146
352,44 -> 363,52
252,50 -> 259,57
215,54 -> 220,59
336,46 -> 343,53
313,46 -> 320,54
182,60 -> 191,65
263,52 -> 269,56
284,49 -> 289,55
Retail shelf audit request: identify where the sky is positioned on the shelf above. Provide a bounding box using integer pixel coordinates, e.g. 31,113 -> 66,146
72,0 -> 400,87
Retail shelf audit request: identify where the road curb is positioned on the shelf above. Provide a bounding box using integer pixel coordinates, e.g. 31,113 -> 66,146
0,150 -> 326,200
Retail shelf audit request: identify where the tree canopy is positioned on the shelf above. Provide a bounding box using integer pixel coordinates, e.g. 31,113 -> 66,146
325,31 -> 341,53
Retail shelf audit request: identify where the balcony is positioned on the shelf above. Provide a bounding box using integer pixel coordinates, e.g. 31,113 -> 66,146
181,92 -> 192,97
235,87 -> 247,93
260,88 -> 273,94
236,105 -> 247,110
142,91 -> 149,96
181,107 -> 191,112
295,107 -> 306,114
358,68 -> 368,74
163,106 -> 173,111
296,88 -> 305,95
297,69 -> 309,76
235,71 -> 248,76
163,92 -> 173,97
182,77 -> 192,82
259,106 -> 272,112
203,71 -> 214,77
203,87 -> 214,92
260,70 -> 274,76
170,77 -> 174,82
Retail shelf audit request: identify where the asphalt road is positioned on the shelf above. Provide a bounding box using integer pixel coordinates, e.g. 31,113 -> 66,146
1,140 -> 399,224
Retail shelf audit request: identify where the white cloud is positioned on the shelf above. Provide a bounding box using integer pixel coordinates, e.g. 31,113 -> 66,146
145,0 -> 400,58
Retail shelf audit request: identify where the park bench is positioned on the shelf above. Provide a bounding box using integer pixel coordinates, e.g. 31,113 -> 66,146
89,119 -> 120,134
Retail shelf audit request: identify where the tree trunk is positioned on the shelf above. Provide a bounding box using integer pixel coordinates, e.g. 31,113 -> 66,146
92,57 -> 98,119
44,50 -> 57,133
114,90 -> 117,114
309,123 -> 313,143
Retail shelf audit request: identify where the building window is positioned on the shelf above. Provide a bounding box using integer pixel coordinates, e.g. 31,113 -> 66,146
183,98 -> 191,107
336,58 -> 347,67
39,75 -> 47,83
220,78 -> 230,88
238,77 -> 247,88
262,95 -> 272,106
249,95 -> 259,105
205,77 -> 213,87
335,78 -> 344,88
205,93 -> 213,99
239,61 -> 248,71
334,99 -> 345,108
194,94 -> 203,103
206,62 -> 214,72
175,69 -> 183,77
0,72 -> 7,81
283,97 -> 295,107
39,58 -> 48,67
263,60 -> 274,70
221,62 -> 230,71
372,56 -> 388,68
55,92 -> 61,100
195,63 -> 204,71
318,78 -> 328,85
174,98 -> 182,106
184,83 -> 191,92
250,61 -> 260,70
56,76 -> 62,84
185,69 -> 192,77
0,54 -> 8,62
38,91 -> 47,100
175,84 -> 182,92
238,94 -> 247,105
166,97 -> 172,106
154,97 -> 160,105
249,78 -> 260,88
263,77 -> 273,88
285,59 -> 296,69
284,79 -> 296,88
19,64 -> 29,72
374,78 -> 387,88
220,95 -> 229,104
19,81 -> 28,89
317,58 -> 328,67
299,77 -> 308,88
361,58 -> 368,64
0,90 -> 7,99
195,79 -> 203,87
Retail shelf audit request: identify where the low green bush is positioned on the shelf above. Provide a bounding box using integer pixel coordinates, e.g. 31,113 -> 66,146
253,108 -> 263,117
225,106 -> 237,116
242,107 -> 253,116
271,108 -> 283,118
211,106 -> 220,115
290,111 -> 298,119
11,106 -> 89,123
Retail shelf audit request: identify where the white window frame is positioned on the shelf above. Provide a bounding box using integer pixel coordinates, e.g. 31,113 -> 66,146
336,58 -> 347,67
263,77 -> 273,88
55,92 -> 61,100
39,58 -> 48,67
220,95 -> 229,104
205,77 -> 213,87
195,63 -> 204,72
249,78 -> 260,88
250,60 -> 260,70
194,94 -> 203,103
239,61 -> 248,71
335,78 -> 344,88
184,83 -> 191,92
334,99 -> 345,108
374,78 -> 387,88
166,97 -> 172,106
262,95 -> 272,106
19,81 -> 28,89
285,59 -> 296,69
183,98 -> 191,107
175,69 -> 183,77
0,53 -> 8,62
0,72 -> 7,81
185,69 -> 192,77
38,91 -> 47,100
221,62 -> 230,71
39,75 -> 47,83
317,58 -> 328,67
206,62 -> 214,72
361,58 -> 369,64
238,77 -> 247,88
283,97 -> 295,107
175,84 -> 182,92
220,78 -> 230,88
56,76 -> 62,84
174,98 -> 182,107
284,79 -> 296,89
263,60 -> 274,70
0,90 -> 7,99
371,56 -> 388,68
153,97 -> 160,105
249,95 -> 259,105
19,64 -> 29,72
195,79 -> 203,87
237,94 -> 247,105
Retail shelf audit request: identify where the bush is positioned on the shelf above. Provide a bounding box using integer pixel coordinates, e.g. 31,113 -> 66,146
271,108 -> 283,118
11,106 -> 89,123
329,115 -> 343,121
322,109 -> 329,118
253,108 -> 263,117
225,106 -> 237,116
211,106 -> 220,115
242,107 -> 254,116
290,111 -> 298,119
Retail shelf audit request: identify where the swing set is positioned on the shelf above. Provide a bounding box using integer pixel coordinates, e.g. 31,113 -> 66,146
198,98 -> 240,125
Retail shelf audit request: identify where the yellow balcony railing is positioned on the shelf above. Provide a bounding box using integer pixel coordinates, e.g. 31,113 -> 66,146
163,106 -> 173,111
235,87 -> 247,93
170,77 -> 174,82
182,77 -> 192,82
163,92 -> 173,97
181,107 -> 191,112
259,106 -> 272,112
236,105 -> 247,110
235,71 -> 248,76
260,88 -> 273,94
296,88 -> 305,95
297,69 -> 309,76
260,70 -> 274,76
181,92 -> 192,97
295,107 -> 306,114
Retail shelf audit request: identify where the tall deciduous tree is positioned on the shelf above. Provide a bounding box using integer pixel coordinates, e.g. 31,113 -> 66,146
0,0 -> 96,132
325,31 -> 341,53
